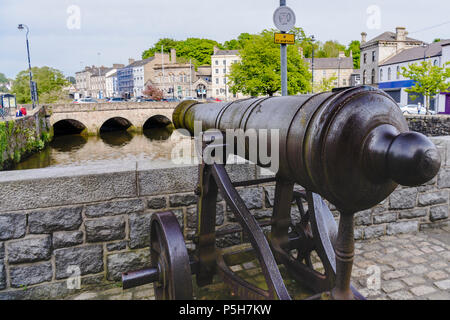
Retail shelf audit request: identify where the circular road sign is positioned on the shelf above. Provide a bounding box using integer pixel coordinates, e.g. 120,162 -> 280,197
273,6 -> 296,32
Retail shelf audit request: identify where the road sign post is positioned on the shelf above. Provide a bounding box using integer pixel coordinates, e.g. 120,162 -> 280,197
274,1 -> 296,96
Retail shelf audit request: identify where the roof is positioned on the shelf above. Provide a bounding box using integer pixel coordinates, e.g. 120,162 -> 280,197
79,66 -> 111,76
304,57 -> 354,70
214,50 -> 239,56
127,57 -> 155,68
362,31 -> 422,48
380,39 -> 450,66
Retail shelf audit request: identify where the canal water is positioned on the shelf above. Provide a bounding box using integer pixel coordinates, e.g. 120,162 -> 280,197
11,127 -> 194,170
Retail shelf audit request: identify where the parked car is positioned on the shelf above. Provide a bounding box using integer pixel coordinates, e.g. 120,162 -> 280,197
163,98 -> 180,102
107,97 -> 126,103
181,96 -> 198,101
73,98 -> 98,104
400,104 -> 436,115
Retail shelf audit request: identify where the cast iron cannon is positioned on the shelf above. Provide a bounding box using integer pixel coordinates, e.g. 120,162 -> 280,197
122,86 -> 441,300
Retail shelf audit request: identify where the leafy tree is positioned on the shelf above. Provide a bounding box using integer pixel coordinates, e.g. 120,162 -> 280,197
66,76 -> 76,84
0,73 -> 8,83
0,73 -> 9,92
346,40 -> 361,69
143,84 -> 164,101
314,75 -> 338,93
223,33 -> 252,50
11,66 -> 69,104
401,61 -> 450,113
316,40 -> 346,58
228,29 -> 311,97
142,38 -> 222,67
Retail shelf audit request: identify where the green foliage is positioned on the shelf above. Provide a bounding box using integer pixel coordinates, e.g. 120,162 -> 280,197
0,72 -> 10,93
142,38 -> 223,67
346,40 -> 361,69
11,66 -> 69,104
401,61 -> 450,113
316,40 -> 346,58
314,75 -> 338,93
223,33 -> 252,50
228,29 -> 311,97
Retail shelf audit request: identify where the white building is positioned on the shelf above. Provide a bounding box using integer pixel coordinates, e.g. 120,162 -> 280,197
211,47 -> 248,101
378,40 -> 450,113
360,27 -> 423,86
105,69 -> 118,98
133,62 -> 146,98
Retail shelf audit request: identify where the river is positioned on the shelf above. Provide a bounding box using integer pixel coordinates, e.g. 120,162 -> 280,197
11,127 -> 195,170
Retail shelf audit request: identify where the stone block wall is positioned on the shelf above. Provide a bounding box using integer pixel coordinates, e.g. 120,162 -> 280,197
0,136 -> 448,299
0,106 -> 52,170
406,115 -> 450,136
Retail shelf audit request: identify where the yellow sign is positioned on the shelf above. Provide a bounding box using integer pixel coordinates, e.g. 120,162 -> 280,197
274,33 -> 295,44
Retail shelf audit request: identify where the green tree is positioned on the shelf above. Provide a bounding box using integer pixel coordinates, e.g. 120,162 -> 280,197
346,40 -> 361,69
314,75 -> 338,93
11,66 -> 69,104
142,38 -> 222,67
316,40 -> 346,58
223,33 -> 252,50
0,73 -> 9,93
228,29 -> 311,97
401,61 -> 450,113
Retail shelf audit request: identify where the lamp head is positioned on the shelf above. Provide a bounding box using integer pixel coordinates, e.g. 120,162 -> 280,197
18,24 -> 24,30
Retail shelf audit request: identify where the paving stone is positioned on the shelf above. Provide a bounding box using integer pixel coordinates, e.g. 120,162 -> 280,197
0,213 -> 27,240
426,270 -> 448,281
410,285 -> 436,296
381,281 -> 404,293
388,290 -> 414,300
426,292 -> 450,300
409,256 -> 427,264
402,276 -> 426,286
409,265 -> 428,274
383,270 -> 409,281
430,261 -> 448,269
389,260 -> 410,269
28,206 -> 82,234
230,265 -> 243,272
434,279 -> 450,290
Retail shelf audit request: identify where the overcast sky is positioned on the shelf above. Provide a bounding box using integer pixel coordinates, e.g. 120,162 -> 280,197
1,0 -> 449,79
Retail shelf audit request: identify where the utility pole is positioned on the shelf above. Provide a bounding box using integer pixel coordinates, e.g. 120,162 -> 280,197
162,45 -> 165,98
189,58 -> 192,97
18,24 -> 36,108
280,0 -> 287,96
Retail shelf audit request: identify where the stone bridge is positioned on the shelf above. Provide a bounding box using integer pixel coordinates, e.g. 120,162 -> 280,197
48,102 -> 178,135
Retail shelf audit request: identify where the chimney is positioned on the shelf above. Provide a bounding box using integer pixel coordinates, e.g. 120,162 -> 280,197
361,32 -> 367,44
213,46 -> 220,55
396,27 -> 406,41
170,48 -> 177,64
338,51 -> 346,58
298,47 -> 304,58
128,58 -> 135,65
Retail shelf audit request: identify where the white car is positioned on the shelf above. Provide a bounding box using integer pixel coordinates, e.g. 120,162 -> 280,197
400,104 -> 436,115
73,98 -> 98,104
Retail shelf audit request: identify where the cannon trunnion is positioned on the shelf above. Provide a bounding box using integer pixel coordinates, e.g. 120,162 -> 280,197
122,86 -> 441,300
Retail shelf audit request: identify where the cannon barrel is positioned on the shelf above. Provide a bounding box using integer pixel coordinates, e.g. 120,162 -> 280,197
173,86 -> 441,213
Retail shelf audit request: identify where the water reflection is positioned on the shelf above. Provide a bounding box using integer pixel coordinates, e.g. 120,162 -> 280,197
9,126 -> 193,171
100,130 -> 134,147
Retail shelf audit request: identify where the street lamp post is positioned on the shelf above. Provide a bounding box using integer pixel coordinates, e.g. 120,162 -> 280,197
18,24 -> 36,109
310,35 -> 315,93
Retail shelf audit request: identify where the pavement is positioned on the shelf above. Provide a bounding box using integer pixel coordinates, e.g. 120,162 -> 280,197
66,226 -> 450,300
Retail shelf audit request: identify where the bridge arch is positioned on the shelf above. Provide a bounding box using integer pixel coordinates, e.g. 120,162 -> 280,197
143,115 -> 172,130
100,117 -> 134,133
53,119 -> 87,136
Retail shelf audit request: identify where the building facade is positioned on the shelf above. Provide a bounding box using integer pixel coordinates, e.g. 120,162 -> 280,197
378,40 -> 450,113
360,27 -> 423,86
305,51 -> 354,90
211,47 -> 248,100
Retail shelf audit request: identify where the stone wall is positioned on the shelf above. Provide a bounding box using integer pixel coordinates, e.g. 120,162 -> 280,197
0,106 -> 52,170
406,115 -> 450,136
0,136 -> 448,299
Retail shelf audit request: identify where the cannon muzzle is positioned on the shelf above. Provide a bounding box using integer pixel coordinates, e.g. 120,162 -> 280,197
173,86 -> 441,213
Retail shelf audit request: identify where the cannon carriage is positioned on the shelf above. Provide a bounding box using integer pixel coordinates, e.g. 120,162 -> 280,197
122,86 -> 441,300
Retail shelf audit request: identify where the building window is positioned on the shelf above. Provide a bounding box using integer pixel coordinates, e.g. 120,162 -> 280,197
380,69 -> 383,82
223,69 -> 226,74
223,78 -> 226,84
215,69 -> 219,74
371,69 -> 376,84
372,51 -> 376,62
216,78 -> 219,84
363,70 -> 366,84
216,89 -> 219,95
343,79 -> 347,86
223,60 -> 226,65
396,66 -> 400,79
388,67 -> 391,81
322,70 -> 326,77
215,60 -> 218,65
363,53 -> 367,64
434,60 -> 438,66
